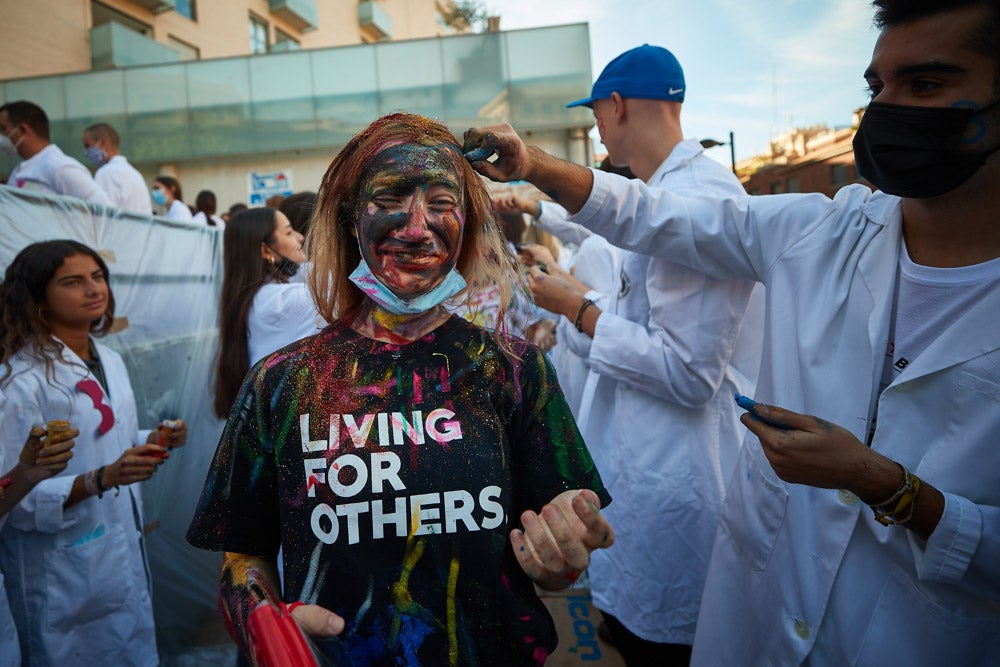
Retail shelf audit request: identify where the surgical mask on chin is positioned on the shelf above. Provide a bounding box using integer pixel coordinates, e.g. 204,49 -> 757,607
0,131 -> 21,158
85,145 -> 107,166
853,100 -> 1000,198
151,188 -> 168,207
349,257 -> 467,315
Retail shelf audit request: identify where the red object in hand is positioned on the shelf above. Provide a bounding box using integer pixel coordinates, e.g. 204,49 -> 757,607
0,477 -> 12,490
247,601 -> 318,667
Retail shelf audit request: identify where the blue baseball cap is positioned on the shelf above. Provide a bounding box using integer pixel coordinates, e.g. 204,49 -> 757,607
566,44 -> 686,108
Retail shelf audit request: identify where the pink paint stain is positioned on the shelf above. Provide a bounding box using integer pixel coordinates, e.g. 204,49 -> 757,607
306,475 -> 319,492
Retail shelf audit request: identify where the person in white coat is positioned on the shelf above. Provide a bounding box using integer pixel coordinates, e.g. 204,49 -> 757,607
0,240 -> 188,666
214,207 -> 324,420
463,0 -> 1000,664
152,175 -> 193,223
487,45 -> 762,664
82,122 -> 153,215
0,419 -> 78,667
0,101 -> 110,206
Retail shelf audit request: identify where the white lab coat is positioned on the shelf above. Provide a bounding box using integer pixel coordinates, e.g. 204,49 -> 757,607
95,155 -> 153,215
247,281 -> 325,367
571,140 -> 762,644
0,340 -> 157,666
164,199 -> 193,223
7,144 -> 110,206
0,389 -> 20,667
571,173 -> 1000,665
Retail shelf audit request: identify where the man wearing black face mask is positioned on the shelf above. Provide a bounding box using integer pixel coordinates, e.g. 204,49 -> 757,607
464,1 -> 1000,664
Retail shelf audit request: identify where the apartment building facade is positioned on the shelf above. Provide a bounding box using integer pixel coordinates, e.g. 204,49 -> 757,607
0,0 -> 594,208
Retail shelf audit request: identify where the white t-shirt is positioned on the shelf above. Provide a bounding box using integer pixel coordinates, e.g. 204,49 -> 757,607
95,156 -> 151,215
163,199 -> 193,223
881,244 -> 1000,390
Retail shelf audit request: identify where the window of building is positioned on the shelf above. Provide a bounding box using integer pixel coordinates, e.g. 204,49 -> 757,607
273,28 -> 300,52
91,1 -> 152,36
786,177 -> 800,193
748,187 -> 762,196
770,182 -> 784,194
175,0 -> 196,21
831,163 -> 848,186
168,35 -> 199,61
250,14 -> 269,54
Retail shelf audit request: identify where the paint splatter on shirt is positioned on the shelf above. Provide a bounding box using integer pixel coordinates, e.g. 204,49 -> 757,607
188,315 -> 609,666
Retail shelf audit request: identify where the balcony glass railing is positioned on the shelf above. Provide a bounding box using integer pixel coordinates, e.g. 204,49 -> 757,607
0,23 -> 592,172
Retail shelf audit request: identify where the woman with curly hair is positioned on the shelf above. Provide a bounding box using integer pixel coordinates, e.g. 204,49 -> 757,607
0,240 -> 186,665
188,113 -> 613,666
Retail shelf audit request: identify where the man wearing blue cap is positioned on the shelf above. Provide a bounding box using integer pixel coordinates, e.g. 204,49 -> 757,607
465,1 -> 1000,665
513,44 -> 761,665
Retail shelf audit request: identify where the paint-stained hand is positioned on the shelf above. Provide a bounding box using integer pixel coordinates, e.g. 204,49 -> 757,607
147,418 -> 188,449
525,318 -> 557,353
740,402 -> 899,501
516,243 -> 557,270
105,444 -> 169,487
527,265 -> 588,318
463,124 -> 531,183
511,489 -> 614,591
494,193 -> 537,217
19,423 -> 78,483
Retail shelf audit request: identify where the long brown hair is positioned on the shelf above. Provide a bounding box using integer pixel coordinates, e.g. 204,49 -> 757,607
308,112 -> 520,337
214,207 -> 290,418
0,240 -> 115,384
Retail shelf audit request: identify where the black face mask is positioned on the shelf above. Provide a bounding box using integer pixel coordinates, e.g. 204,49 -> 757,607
266,246 -> 300,279
853,100 -> 999,198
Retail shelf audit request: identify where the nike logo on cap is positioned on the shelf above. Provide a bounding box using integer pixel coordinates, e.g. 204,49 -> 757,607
669,87 -> 684,95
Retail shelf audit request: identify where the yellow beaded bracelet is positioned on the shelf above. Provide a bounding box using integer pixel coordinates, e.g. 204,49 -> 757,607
871,466 -> 922,526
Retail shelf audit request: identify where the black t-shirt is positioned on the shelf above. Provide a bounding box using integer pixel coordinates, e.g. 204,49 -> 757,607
188,316 -> 609,665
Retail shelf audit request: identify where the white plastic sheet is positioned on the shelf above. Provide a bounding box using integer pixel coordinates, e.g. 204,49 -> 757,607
0,185 -> 236,663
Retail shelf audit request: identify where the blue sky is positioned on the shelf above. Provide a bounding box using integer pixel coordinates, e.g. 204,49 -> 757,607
494,0 -> 881,163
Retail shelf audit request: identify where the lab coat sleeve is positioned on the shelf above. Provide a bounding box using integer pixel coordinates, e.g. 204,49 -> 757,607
589,260 -> 753,407
570,168 -> 858,283
535,201 -> 593,246
911,493 -> 1000,599
0,380 -> 78,533
560,289 -> 610,360
53,163 -> 110,206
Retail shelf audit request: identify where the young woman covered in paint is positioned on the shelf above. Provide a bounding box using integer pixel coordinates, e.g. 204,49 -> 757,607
0,419 -> 78,667
188,113 -> 613,666
214,206 -> 325,420
0,240 -> 188,666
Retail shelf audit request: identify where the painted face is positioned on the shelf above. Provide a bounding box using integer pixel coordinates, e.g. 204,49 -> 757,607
44,253 -> 109,330
264,211 -> 307,263
356,143 -> 465,300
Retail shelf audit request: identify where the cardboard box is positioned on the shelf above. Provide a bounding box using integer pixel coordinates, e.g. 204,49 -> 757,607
540,589 -> 626,666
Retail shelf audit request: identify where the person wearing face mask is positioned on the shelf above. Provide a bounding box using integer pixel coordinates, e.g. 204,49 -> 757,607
81,122 -> 152,215
0,101 -> 109,206
464,1 -> 1000,664
212,206 -> 324,420
151,175 -> 193,223
187,113 -> 613,666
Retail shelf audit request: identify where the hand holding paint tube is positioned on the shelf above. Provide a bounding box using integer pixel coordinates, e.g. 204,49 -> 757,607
20,421 -> 78,479
149,418 -> 187,455
734,394 -> 790,430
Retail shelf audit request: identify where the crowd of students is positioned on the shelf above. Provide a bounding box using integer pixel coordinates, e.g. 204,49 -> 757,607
1,0 -> 998,665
